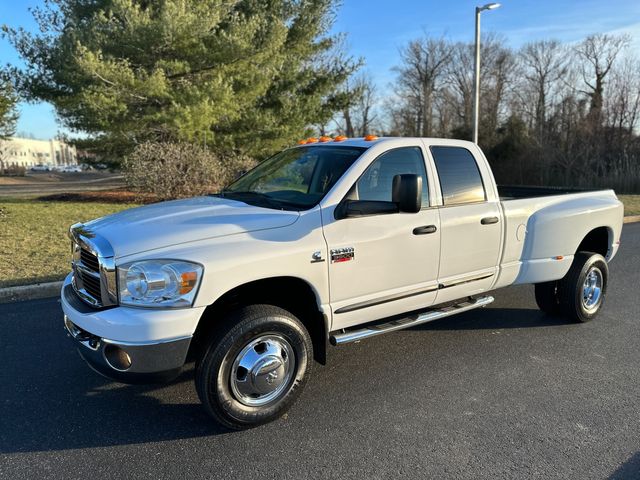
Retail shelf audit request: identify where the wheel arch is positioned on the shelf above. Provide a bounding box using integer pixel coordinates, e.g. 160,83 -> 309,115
575,226 -> 611,259
190,276 -> 328,365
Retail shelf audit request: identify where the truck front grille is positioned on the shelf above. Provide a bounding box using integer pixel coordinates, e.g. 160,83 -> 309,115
72,245 -> 104,307
69,224 -> 117,309
80,248 -> 100,272
78,251 -> 102,301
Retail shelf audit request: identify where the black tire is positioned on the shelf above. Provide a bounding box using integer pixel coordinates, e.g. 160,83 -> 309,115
558,251 -> 608,323
195,304 -> 312,429
534,281 -> 561,315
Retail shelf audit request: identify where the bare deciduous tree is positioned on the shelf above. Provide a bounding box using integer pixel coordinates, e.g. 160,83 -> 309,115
335,74 -> 379,137
574,33 -> 631,119
518,40 -> 568,131
382,31 -> 640,193
446,41 -> 475,131
605,56 -> 640,133
393,36 -> 452,136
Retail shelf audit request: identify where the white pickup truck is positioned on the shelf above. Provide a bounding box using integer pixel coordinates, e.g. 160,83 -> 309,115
62,136 -> 623,429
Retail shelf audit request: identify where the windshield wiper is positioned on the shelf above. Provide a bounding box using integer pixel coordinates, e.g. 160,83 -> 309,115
213,191 -> 304,210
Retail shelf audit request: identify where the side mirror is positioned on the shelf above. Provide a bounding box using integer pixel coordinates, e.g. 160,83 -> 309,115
392,174 -> 422,213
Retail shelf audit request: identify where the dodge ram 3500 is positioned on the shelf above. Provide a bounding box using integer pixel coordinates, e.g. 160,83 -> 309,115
62,137 -> 623,429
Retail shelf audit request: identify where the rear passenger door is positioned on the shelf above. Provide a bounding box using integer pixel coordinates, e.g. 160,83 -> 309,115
428,145 -> 502,302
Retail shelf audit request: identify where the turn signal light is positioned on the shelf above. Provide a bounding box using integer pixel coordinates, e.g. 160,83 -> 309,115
179,272 -> 198,294
364,135 -> 379,141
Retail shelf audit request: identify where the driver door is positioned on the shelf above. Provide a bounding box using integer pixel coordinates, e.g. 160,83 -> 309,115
321,146 -> 441,331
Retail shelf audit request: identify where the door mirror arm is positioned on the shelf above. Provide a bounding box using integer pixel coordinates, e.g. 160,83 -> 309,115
335,200 -> 399,219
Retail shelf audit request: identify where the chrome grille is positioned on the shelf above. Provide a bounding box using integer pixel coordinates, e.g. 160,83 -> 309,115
69,223 -> 117,308
77,251 -> 102,300
80,248 -> 100,272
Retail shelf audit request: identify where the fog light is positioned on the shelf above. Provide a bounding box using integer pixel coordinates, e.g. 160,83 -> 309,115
104,344 -> 132,371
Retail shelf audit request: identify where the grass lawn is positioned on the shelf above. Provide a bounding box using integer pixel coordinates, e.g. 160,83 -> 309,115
618,195 -> 640,217
0,198 -> 137,288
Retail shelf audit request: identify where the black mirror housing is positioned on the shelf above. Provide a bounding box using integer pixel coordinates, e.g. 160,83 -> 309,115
335,200 -> 398,219
392,174 -> 422,213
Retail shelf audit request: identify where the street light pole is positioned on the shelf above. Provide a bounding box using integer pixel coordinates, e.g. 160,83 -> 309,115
472,3 -> 501,145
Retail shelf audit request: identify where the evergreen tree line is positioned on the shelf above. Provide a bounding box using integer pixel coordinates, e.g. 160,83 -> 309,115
2,0 -> 359,160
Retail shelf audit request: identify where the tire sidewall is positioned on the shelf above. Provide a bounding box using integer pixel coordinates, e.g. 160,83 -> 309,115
570,254 -> 608,322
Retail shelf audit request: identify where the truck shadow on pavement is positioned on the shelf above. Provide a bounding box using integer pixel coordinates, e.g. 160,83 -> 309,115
0,364 -> 230,454
0,298 -> 233,454
411,306 -> 575,331
608,452 -> 640,479
0,299 -> 573,454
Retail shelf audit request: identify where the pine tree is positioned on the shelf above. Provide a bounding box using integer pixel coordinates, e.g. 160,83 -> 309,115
4,0 -> 358,159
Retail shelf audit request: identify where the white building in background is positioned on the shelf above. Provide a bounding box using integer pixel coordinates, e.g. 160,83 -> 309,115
0,137 -> 77,168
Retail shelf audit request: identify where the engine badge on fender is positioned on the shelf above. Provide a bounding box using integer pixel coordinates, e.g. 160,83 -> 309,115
330,247 -> 355,263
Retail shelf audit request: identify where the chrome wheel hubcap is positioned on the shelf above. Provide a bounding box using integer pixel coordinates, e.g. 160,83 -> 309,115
582,267 -> 603,312
230,334 -> 295,407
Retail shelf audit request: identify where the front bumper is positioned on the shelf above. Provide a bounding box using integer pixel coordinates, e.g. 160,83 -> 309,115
64,314 -> 190,383
61,274 -> 203,384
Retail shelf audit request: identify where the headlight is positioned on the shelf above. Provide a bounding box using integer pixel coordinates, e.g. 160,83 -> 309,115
117,260 -> 203,308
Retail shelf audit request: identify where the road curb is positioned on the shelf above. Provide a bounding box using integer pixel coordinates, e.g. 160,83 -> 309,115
0,281 -> 63,304
1,215 -> 639,304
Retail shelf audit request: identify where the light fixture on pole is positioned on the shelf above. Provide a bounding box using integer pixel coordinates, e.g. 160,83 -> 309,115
472,2 -> 501,144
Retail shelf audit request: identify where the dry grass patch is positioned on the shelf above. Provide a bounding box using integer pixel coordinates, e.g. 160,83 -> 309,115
0,198 -> 137,288
619,195 -> 640,217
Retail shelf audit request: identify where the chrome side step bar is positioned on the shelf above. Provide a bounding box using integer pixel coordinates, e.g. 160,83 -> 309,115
329,295 -> 494,345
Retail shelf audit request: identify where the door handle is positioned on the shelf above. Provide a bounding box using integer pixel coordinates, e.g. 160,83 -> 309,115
413,225 -> 437,235
481,216 -> 499,225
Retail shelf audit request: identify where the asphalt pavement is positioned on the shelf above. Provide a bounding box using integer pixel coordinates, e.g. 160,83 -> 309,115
1,224 -> 639,479
0,172 -> 124,197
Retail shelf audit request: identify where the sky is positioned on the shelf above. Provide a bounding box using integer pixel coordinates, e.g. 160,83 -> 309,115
1,0 -> 640,140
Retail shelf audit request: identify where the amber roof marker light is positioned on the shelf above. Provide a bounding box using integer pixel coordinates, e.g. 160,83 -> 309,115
364,135 -> 379,141
319,136 -> 332,142
334,135 -> 348,142
306,137 -> 319,143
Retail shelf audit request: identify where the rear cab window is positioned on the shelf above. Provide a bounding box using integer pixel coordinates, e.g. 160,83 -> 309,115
430,146 -> 486,205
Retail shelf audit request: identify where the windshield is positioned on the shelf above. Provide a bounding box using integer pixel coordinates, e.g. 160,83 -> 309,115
222,146 -> 366,210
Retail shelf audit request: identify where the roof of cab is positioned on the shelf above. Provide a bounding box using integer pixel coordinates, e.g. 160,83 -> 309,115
292,136 -> 476,149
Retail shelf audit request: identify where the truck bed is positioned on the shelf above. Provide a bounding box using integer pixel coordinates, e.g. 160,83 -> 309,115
498,185 -> 599,201
492,185 -> 622,290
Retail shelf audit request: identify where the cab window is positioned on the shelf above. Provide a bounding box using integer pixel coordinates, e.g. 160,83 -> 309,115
430,146 -> 486,205
355,147 -> 429,207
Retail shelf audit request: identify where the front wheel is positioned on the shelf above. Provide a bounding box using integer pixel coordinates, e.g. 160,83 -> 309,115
195,304 -> 313,429
558,252 -> 608,323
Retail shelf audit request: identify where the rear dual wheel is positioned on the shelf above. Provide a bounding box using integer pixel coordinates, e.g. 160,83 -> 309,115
534,251 -> 608,323
534,280 -> 561,315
